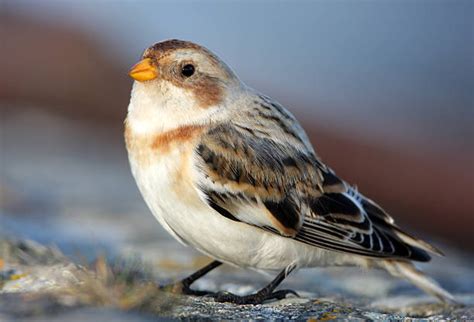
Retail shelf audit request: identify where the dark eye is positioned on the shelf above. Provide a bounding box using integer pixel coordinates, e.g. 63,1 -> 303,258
181,64 -> 195,77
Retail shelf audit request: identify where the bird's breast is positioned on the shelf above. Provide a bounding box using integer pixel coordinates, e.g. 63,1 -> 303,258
124,119 -> 209,243
124,119 -> 206,197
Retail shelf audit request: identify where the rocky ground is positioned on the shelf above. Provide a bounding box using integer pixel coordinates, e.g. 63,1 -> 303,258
1,110 -> 473,320
0,239 -> 473,320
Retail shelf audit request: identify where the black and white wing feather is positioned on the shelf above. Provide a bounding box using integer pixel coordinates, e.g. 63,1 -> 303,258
195,95 -> 442,262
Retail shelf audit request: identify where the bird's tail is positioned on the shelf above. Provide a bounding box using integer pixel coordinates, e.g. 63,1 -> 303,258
381,260 -> 457,304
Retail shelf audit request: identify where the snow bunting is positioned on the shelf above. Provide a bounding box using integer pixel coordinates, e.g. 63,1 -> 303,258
125,39 -> 455,304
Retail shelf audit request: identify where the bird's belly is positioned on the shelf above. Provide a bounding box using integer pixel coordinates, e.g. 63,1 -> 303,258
128,148 -> 359,271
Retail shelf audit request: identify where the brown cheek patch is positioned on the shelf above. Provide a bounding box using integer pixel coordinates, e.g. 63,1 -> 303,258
161,72 -> 224,109
189,77 -> 223,109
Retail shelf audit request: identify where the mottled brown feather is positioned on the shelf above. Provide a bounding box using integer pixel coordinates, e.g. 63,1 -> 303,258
194,95 -> 434,261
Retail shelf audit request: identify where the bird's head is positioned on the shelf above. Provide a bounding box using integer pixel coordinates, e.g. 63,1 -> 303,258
127,39 -> 241,133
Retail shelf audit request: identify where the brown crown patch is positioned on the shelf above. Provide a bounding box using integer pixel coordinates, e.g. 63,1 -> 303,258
188,77 -> 223,108
144,39 -> 218,61
146,39 -> 203,56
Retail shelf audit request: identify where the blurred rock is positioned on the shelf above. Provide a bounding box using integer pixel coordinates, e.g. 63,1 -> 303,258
0,239 -> 67,267
46,309 -> 156,322
1,263 -> 80,294
0,14 -> 130,122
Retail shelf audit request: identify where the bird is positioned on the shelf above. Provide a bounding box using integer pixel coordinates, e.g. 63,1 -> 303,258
125,39 -> 455,305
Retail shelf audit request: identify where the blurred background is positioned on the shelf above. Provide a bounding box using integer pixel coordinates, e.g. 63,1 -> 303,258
1,0 -> 473,264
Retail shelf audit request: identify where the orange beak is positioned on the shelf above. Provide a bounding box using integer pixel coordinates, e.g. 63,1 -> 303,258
128,58 -> 158,82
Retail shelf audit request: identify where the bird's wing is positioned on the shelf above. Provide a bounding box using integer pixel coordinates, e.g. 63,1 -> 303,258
195,97 -> 441,262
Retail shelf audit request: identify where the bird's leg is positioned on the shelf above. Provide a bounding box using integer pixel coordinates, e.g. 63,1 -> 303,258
211,264 -> 299,304
161,260 -> 222,296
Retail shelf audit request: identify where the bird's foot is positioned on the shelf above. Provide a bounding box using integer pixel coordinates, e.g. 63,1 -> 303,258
211,289 -> 299,305
160,281 -> 215,296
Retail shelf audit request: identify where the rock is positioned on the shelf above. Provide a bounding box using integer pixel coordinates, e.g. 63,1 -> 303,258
0,263 -> 81,294
0,239 -> 68,266
0,239 -> 473,320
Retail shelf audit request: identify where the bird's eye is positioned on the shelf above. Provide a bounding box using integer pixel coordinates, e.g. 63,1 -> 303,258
181,64 -> 195,77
